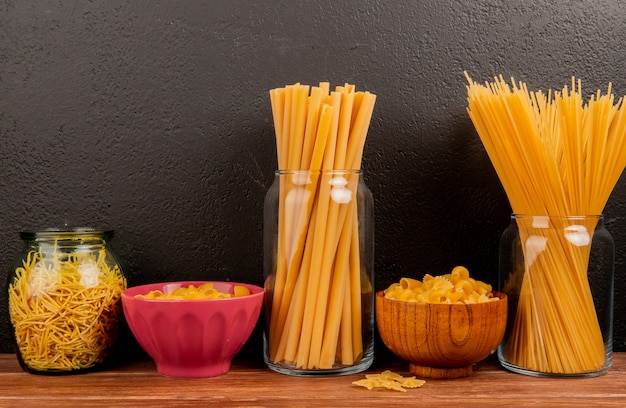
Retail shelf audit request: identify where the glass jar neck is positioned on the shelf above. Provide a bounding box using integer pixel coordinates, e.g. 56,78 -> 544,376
511,214 -> 604,226
20,228 -> 112,250
275,169 -> 361,176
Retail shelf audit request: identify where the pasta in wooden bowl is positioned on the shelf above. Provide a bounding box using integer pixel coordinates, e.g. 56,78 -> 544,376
376,266 -> 507,379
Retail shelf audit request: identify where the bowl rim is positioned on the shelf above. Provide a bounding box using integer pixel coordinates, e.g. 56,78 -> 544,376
122,280 -> 264,302
375,289 -> 507,306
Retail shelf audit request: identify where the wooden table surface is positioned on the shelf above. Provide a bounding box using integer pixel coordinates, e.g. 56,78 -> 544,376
0,350 -> 625,407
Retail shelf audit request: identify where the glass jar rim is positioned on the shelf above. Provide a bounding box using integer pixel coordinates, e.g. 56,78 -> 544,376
275,169 -> 362,175
20,227 -> 114,240
511,214 -> 603,219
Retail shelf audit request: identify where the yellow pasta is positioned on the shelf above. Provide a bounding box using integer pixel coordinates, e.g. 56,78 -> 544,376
384,266 -> 497,304
465,73 -> 626,374
136,283 -> 251,300
8,247 -> 126,372
352,370 -> 426,392
267,82 -> 376,370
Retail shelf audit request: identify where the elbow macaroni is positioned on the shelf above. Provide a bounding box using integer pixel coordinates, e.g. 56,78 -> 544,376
384,266 -> 497,304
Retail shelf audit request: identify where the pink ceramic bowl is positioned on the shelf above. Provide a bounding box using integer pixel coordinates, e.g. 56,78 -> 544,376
121,281 -> 264,378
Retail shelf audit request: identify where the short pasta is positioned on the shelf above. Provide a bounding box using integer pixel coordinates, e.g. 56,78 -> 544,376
383,266 -> 497,304
352,370 -> 426,392
136,283 -> 251,300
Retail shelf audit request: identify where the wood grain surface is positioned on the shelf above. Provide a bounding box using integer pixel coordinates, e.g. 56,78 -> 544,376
0,350 -> 625,407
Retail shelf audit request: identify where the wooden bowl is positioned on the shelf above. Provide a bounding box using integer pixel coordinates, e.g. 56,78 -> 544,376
376,290 -> 507,379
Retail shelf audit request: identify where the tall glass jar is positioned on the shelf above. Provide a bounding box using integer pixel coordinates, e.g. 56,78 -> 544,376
498,215 -> 614,377
263,170 -> 374,376
7,228 -> 127,375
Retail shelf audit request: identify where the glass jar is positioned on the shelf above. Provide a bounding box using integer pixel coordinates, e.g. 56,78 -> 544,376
498,215 -> 614,377
263,170 -> 375,376
7,228 -> 127,375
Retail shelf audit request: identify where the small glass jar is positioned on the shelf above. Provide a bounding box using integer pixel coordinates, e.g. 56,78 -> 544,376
7,228 -> 127,375
263,170 -> 375,376
498,215 -> 614,377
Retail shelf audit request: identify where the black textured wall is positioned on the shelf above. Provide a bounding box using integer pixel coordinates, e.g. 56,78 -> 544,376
1,0 -> 626,354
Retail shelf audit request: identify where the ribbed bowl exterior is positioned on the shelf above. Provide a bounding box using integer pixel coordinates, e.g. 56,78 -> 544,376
122,281 -> 263,378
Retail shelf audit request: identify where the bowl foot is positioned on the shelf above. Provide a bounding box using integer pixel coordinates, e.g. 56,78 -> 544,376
409,363 -> 473,379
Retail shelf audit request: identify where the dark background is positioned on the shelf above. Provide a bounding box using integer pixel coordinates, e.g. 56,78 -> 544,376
1,0 -> 626,356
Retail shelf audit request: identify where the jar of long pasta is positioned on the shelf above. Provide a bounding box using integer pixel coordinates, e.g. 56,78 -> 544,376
498,215 -> 614,377
263,170 -> 375,376
7,228 -> 127,375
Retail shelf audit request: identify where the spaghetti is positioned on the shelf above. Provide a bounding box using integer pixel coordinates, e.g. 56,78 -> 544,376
465,73 -> 626,374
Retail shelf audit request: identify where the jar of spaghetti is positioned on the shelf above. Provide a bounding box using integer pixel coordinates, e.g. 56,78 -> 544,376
263,170 -> 375,376
498,215 -> 614,377
7,228 -> 127,375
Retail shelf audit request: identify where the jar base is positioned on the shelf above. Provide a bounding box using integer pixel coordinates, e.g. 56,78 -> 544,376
264,354 -> 373,377
498,351 -> 612,378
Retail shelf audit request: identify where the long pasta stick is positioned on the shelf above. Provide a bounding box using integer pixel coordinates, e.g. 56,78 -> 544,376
297,135 -> 340,367
272,88 -> 332,360
271,179 -> 311,357
596,104 -> 626,208
288,105 -> 334,368
275,197 -> 320,363
269,85 -> 327,360
342,94 -> 376,363
334,88 -> 355,169
592,105 -> 626,210
282,86 -> 326,280
307,92 -> 344,368
275,143 -> 332,360
312,87 -> 358,368
268,87 -> 289,358
341,252 -> 355,365
269,88 -> 285,168
287,84 -> 309,169
345,92 -> 377,170
466,91 -> 533,207
318,206 -> 353,367
276,94 -> 341,364
281,85 -> 295,167
270,84 -> 308,355
284,86 -> 326,270
349,205 -> 365,362
315,88 -> 368,367
301,87 -> 325,169
586,93 -> 622,211
284,84 -> 310,256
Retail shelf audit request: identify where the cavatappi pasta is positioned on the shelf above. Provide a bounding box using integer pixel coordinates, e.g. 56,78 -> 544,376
383,266 -> 497,304
8,246 -> 126,372
136,283 -> 251,300
466,74 -> 626,374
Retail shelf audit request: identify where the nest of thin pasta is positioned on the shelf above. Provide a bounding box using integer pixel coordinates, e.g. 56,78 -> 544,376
8,249 -> 126,372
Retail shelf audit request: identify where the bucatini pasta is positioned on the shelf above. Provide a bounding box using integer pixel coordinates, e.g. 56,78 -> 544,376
136,283 -> 251,300
8,246 -> 126,372
465,73 -> 626,374
383,266 -> 497,304
266,82 -> 376,370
